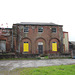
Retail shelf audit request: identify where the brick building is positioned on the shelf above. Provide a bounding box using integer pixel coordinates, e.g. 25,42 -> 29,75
0,28 -> 12,52
13,22 -> 64,54
0,22 -> 69,55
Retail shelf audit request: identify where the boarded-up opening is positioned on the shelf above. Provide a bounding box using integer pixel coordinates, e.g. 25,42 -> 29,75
52,42 -> 57,51
0,40 -> 6,52
63,32 -> 69,53
23,42 -> 29,52
38,42 -> 43,54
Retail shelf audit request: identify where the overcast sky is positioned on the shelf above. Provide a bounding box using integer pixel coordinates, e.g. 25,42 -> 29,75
0,0 -> 75,41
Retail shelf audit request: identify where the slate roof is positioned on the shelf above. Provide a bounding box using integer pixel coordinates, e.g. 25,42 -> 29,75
13,22 -> 63,26
70,41 -> 75,45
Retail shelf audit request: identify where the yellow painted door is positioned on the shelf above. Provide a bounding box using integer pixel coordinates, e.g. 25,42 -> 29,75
23,42 -> 29,52
52,42 -> 57,51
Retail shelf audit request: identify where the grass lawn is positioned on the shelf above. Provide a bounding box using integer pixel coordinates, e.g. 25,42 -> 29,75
9,64 -> 75,75
0,64 -> 75,75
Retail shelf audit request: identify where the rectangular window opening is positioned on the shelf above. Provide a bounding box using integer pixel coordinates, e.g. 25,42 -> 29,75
24,27 -> 29,32
52,28 -> 56,33
38,27 -> 43,32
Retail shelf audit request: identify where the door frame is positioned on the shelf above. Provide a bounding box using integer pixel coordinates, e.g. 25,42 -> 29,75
38,42 -> 43,54
23,42 -> 29,52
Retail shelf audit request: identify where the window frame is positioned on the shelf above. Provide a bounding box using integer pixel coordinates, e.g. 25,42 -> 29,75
52,28 -> 57,33
38,27 -> 43,32
24,26 -> 29,33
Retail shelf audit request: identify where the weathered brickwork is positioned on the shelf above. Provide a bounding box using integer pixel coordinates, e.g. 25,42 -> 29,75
13,22 -> 64,54
0,28 -> 12,52
0,22 -> 69,55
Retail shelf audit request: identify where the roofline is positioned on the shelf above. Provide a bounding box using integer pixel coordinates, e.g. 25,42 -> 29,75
0,28 -> 12,29
13,24 -> 63,27
63,31 -> 68,33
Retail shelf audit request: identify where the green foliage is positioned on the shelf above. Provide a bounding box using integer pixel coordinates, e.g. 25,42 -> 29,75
44,56 -> 49,59
36,57 -> 41,59
20,65 -> 75,75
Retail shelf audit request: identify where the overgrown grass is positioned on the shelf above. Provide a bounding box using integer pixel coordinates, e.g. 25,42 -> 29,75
20,65 -> 75,75
0,58 -> 38,60
0,56 -> 71,60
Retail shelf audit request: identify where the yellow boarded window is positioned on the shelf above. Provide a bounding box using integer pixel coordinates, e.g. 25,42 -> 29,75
23,42 -> 29,52
52,42 -> 57,51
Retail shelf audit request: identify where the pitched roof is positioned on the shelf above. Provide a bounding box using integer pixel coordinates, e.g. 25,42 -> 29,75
13,22 -> 63,26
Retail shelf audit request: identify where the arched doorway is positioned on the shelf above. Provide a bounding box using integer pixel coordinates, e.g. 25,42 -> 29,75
21,38 -> 32,53
38,42 -> 43,54
35,38 -> 46,54
50,38 -> 60,52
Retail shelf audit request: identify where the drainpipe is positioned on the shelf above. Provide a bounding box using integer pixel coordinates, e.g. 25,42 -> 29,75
12,26 -> 13,52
